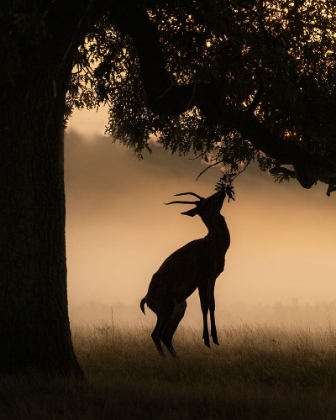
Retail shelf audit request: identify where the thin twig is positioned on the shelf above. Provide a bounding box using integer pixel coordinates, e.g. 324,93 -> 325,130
189,153 -> 205,161
196,160 -> 223,181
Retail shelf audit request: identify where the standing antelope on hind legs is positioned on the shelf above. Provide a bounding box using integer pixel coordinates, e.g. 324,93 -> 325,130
140,189 -> 231,357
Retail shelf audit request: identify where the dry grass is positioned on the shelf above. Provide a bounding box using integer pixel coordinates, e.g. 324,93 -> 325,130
1,323 -> 336,419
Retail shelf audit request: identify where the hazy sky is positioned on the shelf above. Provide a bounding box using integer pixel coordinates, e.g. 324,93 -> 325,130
66,107 -> 336,316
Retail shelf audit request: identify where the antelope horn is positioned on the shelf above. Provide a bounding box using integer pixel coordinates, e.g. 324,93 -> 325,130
173,192 -> 204,200
165,200 -> 199,206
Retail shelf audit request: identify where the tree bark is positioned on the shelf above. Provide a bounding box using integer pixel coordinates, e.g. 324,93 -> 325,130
0,67 -> 83,376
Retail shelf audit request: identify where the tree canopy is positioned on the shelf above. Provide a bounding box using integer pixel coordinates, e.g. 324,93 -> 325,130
62,0 -> 336,194
3,1 -> 336,192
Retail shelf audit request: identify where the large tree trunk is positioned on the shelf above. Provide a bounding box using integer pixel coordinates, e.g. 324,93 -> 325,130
0,65 -> 83,376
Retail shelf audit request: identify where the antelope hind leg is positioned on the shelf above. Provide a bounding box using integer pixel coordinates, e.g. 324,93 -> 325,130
148,296 -> 175,356
151,329 -> 165,356
161,301 -> 187,357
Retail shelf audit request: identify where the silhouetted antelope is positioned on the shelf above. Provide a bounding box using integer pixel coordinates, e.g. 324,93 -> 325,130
140,189 -> 230,356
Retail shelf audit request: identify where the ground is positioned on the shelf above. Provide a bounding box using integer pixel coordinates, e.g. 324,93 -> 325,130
1,322 -> 336,419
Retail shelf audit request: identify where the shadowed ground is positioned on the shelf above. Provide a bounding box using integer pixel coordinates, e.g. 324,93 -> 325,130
1,323 -> 336,419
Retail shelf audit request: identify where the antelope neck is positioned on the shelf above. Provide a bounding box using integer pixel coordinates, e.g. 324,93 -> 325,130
203,214 -> 229,242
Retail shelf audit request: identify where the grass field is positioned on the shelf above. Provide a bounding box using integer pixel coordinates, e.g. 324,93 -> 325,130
1,322 -> 336,419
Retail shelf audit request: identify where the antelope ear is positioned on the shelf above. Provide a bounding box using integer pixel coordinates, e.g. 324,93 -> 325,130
181,207 -> 198,217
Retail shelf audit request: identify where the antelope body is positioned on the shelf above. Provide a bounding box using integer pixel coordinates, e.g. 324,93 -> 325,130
140,190 -> 230,356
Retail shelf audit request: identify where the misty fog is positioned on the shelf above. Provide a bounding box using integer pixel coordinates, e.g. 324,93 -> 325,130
65,108 -> 336,327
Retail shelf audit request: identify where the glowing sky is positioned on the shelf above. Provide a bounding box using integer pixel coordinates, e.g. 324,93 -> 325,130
66,107 -> 336,318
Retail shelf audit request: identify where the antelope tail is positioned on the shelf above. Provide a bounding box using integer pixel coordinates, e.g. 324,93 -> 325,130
140,296 -> 147,314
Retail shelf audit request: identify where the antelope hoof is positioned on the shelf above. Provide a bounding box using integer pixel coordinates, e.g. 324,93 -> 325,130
204,338 -> 211,348
212,334 -> 219,345
155,345 -> 166,356
163,341 -> 177,358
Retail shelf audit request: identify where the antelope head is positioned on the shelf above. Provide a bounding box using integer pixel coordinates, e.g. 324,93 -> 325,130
165,190 -> 226,218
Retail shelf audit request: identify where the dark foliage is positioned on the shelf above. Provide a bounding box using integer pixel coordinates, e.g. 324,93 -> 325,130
65,0 -> 336,193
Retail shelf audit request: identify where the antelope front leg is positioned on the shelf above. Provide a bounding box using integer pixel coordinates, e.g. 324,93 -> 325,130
198,285 -> 210,347
208,280 -> 219,345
